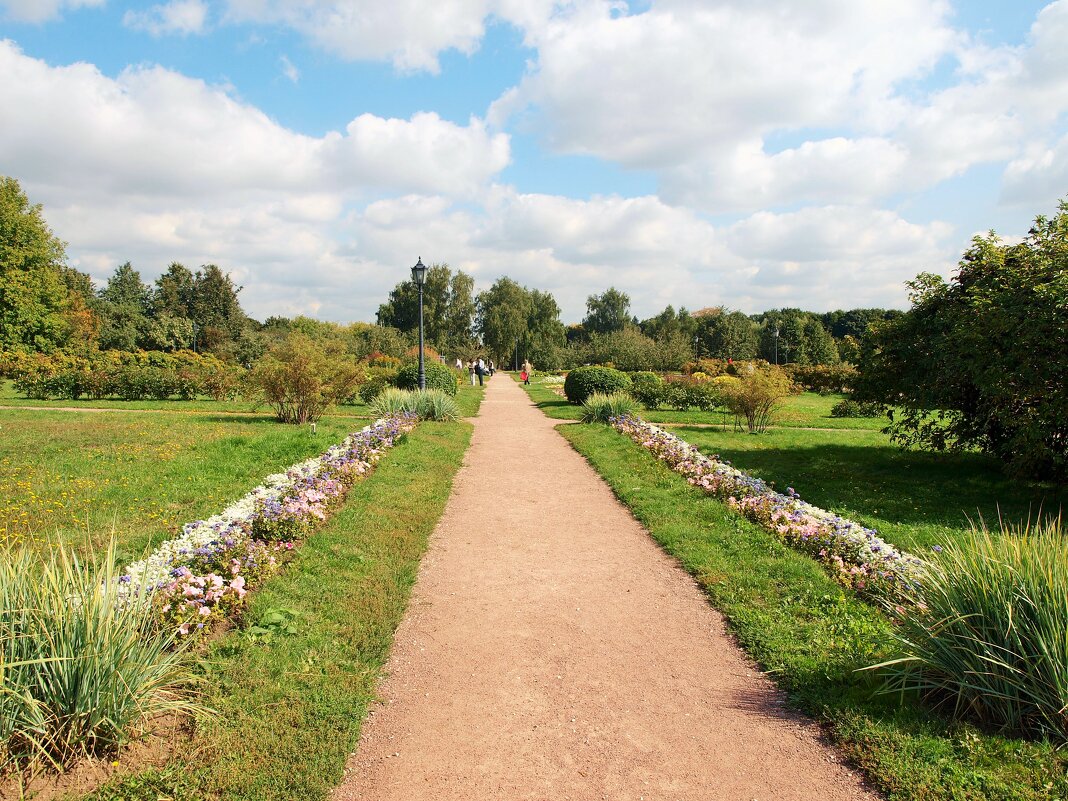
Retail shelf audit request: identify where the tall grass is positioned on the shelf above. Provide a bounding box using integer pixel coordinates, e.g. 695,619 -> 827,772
873,515 -> 1068,740
370,388 -> 459,421
580,392 -> 640,424
1,541 -> 206,772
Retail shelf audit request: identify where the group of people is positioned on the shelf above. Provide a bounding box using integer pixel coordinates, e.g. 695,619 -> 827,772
447,356 -> 534,387
455,356 -> 494,386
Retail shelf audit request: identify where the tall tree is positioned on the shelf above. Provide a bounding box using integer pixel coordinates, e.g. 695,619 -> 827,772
522,289 -> 566,369
376,263 -> 475,351
191,264 -> 246,352
0,176 -> 71,351
476,277 -> 532,366
445,270 -> 477,350
153,262 -> 196,320
583,287 -> 631,335
697,308 -> 759,360
857,200 -> 1068,479
95,262 -> 153,351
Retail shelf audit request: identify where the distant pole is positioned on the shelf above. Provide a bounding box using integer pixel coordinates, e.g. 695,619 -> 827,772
411,257 -> 427,390
773,327 -> 779,365
694,334 -> 699,361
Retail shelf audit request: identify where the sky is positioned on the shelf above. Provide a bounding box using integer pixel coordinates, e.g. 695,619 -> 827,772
1,0 -> 1066,325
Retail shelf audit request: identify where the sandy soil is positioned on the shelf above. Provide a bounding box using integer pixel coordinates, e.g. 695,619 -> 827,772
332,376 -> 880,800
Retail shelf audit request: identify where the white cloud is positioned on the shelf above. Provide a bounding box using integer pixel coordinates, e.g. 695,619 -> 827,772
279,54 -> 299,83
491,0 -> 1068,214
0,41 -> 509,201
0,0 -> 103,23
123,0 -> 210,37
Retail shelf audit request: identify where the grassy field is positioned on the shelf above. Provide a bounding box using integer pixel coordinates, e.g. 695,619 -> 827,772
0,410 -> 355,558
0,385 -> 483,561
84,419 -> 474,801
669,425 -> 1067,553
559,423 -> 1068,801
517,376 -> 889,429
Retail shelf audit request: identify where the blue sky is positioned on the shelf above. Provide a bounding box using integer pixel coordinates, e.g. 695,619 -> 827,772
1,0 -> 1065,324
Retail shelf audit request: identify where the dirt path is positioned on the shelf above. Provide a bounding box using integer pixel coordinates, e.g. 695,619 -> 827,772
333,377 -> 879,800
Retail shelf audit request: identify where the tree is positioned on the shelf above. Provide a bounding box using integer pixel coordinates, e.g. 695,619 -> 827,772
697,308 -> 759,361
476,277 -> 532,366
153,262 -> 196,321
191,264 -> 246,353
522,289 -> 566,369
377,263 -> 475,351
583,287 -> 631,335
640,305 -> 697,342
0,176 -> 71,351
95,262 -> 153,351
857,200 -> 1068,479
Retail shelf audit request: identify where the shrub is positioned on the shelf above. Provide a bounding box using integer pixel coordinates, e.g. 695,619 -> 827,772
580,392 -> 640,423
0,542 -> 203,771
563,366 -> 632,404
395,361 -> 459,396
786,363 -> 858,394
662,376 -> 722,412
247,333 -> 362,424
830,398 -> 883,418
370,388 -> 459,421
719,365 -> 793,433
873,516 -> 1068,741
628,371 -> 666,409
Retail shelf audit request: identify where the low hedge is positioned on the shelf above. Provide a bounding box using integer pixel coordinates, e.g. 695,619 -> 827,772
563,366 -> 632,404
395,361 -> 459,396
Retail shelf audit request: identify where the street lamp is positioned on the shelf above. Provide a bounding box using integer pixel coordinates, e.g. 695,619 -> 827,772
694,334 -> 699,362
773,326 -> 780,365
411,257 -> 427,390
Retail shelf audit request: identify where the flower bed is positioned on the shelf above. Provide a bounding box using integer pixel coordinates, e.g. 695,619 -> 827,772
119,414 -> 417,634
610,414 -> 924,603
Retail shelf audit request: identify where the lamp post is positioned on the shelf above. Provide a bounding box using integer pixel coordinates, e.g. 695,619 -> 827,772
773,326 -> 780,365
694,334 -> 699,362
411,257 -> 427,390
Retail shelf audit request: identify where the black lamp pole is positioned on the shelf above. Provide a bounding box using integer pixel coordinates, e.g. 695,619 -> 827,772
411,257 -> 427,390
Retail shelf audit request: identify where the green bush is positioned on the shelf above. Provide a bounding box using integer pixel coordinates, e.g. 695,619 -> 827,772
563,366 -> 632,404
873,516 -> 1068,741
580,392 -> 640,423
830,398 -> 882,418
661,377 -> 721,412
0,542 -> 203,771
370,388 -> 459,421
628,371 -> 666,409
395,361 -> 459,396
246,333 -> 362,424
786,363 -> 858,394
719,365 -> 793,433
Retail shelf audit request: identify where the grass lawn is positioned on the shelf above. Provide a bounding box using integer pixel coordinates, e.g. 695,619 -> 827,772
516,376 -> 888,430
669,425 -> 1067,553
559,422 -> 1068,801
0,409 -> 358,559
84,419 -> 473,801
0,379 -> 374,416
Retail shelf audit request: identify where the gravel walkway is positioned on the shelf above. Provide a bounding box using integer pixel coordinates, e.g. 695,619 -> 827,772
332,376 -> 880,800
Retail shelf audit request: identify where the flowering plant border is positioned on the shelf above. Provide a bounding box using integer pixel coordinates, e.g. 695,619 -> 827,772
609,414 -> 924,603
118,414 -> 418,634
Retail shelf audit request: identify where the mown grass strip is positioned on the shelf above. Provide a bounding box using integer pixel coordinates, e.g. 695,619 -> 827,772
84,420 -> 473,801
558,423 -> 1068,801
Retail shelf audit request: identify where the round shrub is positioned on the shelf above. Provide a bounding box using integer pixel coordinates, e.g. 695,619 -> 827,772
395,361 -> 459,396
830,398 -> 882,418
628,371 -> 666,409
563,366 -> 632,404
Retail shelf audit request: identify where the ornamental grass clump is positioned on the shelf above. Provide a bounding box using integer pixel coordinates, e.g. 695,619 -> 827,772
873,516 -> 1068,740
1,541 -> 204,773
580,392 -> 640,423
370,388 -> 459,421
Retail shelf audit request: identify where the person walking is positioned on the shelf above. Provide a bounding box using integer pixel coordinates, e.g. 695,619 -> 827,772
467,360 -> 477,386
522,359 -> 533,385
475,357 -> 486,386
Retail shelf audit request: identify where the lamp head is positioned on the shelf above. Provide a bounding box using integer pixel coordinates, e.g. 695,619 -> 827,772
411,257 -> 427,286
